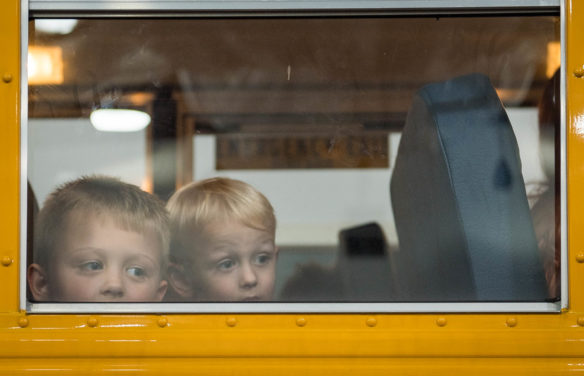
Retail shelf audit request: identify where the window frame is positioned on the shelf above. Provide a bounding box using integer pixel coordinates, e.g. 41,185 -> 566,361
21,0 -> 567,313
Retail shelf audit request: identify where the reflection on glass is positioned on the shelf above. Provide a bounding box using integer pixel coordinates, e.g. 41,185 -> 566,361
27,15 -> 560,305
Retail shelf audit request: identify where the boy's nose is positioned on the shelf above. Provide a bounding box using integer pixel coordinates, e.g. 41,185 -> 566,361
239,264 -> 258,289
100,269 -> 125,299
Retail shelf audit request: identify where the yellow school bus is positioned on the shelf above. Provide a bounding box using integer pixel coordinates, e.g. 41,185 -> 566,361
1,0 -> 584,374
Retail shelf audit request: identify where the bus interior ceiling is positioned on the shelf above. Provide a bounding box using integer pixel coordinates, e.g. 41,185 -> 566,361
28,17 -> 559,124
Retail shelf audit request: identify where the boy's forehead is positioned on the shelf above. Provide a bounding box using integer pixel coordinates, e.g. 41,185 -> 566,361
198,219 -> 275,243
68,207 -> 125,225
205,218 -> 272,233
57,213 -> 164,251
63,208 -> 161,239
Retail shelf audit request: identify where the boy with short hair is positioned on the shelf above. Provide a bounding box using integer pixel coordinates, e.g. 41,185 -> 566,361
28,176 -> 169,302
166,177 -> 277,302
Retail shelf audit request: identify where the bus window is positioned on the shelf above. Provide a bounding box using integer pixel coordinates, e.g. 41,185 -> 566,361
26,15 -> 561,311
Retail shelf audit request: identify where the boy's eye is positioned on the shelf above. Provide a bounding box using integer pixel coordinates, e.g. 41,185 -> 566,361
254,253 -> 272,266
79,261 -> 103,272
127,266 -> 147,278
217,259 -> 235,271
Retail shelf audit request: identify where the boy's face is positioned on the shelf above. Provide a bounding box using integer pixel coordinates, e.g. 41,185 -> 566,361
46,214 -> 167,302
189,220 -> 277,301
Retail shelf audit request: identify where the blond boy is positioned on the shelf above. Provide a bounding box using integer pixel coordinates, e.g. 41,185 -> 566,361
166,177 -> 277,302
28,176 -> 169,302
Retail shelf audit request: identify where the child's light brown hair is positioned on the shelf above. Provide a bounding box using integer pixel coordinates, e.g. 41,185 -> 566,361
166,177 -> 276,263
33,175 -> 170,269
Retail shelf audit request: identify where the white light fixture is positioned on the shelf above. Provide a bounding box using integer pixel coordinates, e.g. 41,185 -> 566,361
90,109 -> 151,132
35,19 -> 78,35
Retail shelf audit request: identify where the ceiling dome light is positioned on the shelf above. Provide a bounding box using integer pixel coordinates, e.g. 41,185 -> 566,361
90,109 -> 151,132
35,19 -> 78,35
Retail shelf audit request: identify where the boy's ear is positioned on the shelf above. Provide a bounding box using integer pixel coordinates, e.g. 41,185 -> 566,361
155,279 -> 168,301
168,263 -> 195,298
27,263 -> 50,301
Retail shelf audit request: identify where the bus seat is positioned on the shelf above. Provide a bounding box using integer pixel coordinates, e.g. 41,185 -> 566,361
390,73 -> 548,302
337,222 -> 396,301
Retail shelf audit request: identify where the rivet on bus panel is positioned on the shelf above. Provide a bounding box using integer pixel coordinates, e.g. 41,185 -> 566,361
2,73 -> 12,83
157,317 -> 168,328
87,317 -> 99,328
506,317 -> 517,327
574,67 -> 584,78
577,317 -> 584,327
226,317 -> 237,327
1,256 -> 13,266
296,317 -> 307,327
436,317 -> 447,327
366,317 -> 377,327
577,253 -> 584,263
17,317 -> 29,328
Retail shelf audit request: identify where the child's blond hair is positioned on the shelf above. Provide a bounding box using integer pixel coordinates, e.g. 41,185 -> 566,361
167,177 -> 276,263
33,176 -> 170,269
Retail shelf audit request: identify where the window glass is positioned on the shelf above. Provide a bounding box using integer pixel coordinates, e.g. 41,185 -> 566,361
27,15 -> 561,306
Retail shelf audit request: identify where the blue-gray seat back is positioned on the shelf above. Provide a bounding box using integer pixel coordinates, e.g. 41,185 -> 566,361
390,73 -> 547,301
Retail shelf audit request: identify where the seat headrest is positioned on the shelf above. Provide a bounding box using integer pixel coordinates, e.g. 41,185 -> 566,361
338,222 -> 395,301
390,73 -> 547,301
